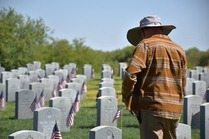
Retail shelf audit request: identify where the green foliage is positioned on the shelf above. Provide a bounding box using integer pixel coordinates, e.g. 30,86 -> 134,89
185,47 -> 209,69
0,7 -> 209,73
0,7 -> 51,70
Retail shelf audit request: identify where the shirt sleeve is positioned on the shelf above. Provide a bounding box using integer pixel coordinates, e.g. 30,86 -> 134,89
121,42 -> 148,101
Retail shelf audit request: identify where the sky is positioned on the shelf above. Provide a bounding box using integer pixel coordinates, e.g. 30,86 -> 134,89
0,0 -> 208,51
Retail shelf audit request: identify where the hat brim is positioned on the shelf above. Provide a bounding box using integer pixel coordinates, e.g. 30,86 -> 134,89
127,25 -> 176,46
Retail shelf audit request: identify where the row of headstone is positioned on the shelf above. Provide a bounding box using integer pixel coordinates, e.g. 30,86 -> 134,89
187,66 -> 209,87
8,78 -> 87,139
0,61 -> 78,112
4,62 -> 88,139
7,75 -> 87,139
181,66 -> 209,138
89,64 -> 122,139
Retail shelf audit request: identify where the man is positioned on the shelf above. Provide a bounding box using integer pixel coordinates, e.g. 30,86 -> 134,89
122,16 -> 187,139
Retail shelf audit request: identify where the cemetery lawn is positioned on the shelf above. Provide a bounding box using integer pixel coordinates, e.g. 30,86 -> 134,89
0,73 -> 200,139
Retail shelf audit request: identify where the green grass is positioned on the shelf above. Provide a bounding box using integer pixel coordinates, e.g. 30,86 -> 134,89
0,73 -> 200,139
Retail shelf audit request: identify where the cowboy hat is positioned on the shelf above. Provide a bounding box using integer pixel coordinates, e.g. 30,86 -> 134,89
127,15 -> 176,46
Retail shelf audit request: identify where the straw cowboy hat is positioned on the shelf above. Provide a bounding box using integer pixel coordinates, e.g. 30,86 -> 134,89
127,15 -> 176,46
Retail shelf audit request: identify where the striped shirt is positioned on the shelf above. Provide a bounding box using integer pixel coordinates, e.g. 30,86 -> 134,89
122,34 -> 187,119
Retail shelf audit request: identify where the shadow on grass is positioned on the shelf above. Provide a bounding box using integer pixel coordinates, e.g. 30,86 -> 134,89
78,124 -> 95,129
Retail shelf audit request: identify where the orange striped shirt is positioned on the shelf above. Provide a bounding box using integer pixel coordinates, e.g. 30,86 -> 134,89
122,34 -> 187,119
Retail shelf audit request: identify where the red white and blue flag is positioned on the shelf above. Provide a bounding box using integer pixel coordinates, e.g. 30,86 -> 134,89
51,121 -> 62,139
0,91 -> 5,109
30,95 -> 41,111
52,86 -> 57,97
81,82 -> 87,94
113,107 -> 122,122
66,105 -> 75,127
38,89 -> 45,107
73,93 -> 80,113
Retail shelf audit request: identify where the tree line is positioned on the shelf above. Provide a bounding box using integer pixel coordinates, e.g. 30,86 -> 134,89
0,8 -> 208,74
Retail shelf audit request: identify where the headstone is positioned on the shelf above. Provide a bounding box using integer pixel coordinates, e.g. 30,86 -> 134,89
6,78 -> 20,101
192,80 -> 207,102
33,61 -> 41,70
195,66 -> 203,73
66,82 -> 81,95
183,95 -> 202,128
15,89 -> 35,119
18,67 -> 28,75
1,71 -> 12,85
199,72 -> 209,88
101,70 -> 113,79
89,126 -> 122,139
69,63 -> 77,78
28,71 -> 39,83
48,75 -> 59,94
185,78 -> 195,96
27,63 -> 35,72
58,88 -> 77,103
51,62 -> 59,70
176,123 -> 191,139
98,87 -> 116,97
97,96 -> 118,126
118,62 -> 127,78
33,107 -> 61,139
30,82 -> 44,98
11,69 -> 21,78
45,64 -> 55,77
99,82 -> 114,88
200,103 -> 209,139
63,64 -> 73,82
8,130 -> 45,139
18,75 -> 30,89
101,78 -> 114,83
40,78 -> 54,101
83,64 -> 93,80
189,70 -> 198,80
49,97 -> 72,131
36,69 -> 46,79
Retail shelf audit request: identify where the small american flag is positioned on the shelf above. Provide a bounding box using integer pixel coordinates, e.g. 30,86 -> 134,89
30,95 -> 41,111
115,107 -> 122,119
0,91 -> 5,109
51,121 -> 62,139
66,106 -> 75,127
58,78 -> 67,90
81,82 -> 87,94
73,93 -> 80,113
52,87 -> 57,97
38,90 -> 45,107
113,107 -> 122,122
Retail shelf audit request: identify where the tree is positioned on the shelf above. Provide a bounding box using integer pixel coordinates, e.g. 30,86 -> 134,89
185,47 -> 201,69
0,7 -> 52,70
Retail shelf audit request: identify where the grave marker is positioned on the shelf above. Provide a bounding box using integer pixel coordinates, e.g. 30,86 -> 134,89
200,103 -> 209,139
184,95 -> 202,128
33,107 -> 61,139
97,96 -> 118,126
176,123 -> 191,139
6,78 -> 20,101
15,89 -> 35,119
8,130 -> 45,139
49,97 -> 72,132
89,126 -> 122,139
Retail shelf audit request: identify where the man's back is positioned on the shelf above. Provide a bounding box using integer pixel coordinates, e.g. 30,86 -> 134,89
132,34 -> 187,119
